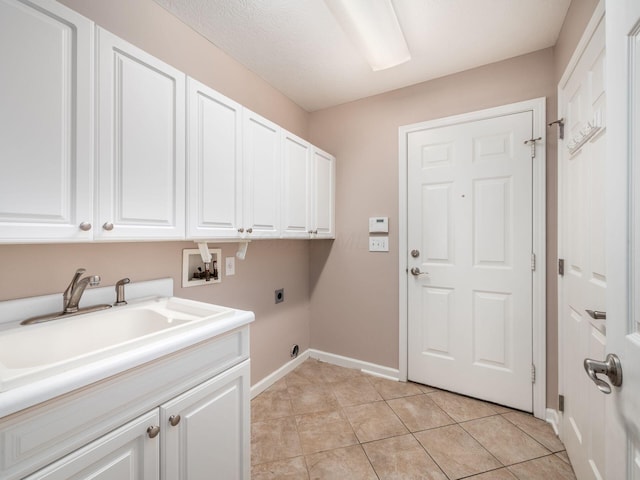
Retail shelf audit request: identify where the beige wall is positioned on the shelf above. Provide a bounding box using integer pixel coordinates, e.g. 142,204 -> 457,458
308,48 -> 558,402
0,0 -> 312,385
307,0 -> 600,410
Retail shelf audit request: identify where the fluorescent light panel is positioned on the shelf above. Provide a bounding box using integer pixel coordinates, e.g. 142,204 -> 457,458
325,0 -> 411,71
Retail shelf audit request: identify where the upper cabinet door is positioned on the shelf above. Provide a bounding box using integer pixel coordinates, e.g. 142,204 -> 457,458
96,27 -> 185,240
242,110 -> 281,238
311,147 -> 335,239
186,78 -> 243,239
281,131 -> 311,238
0,0 -> 94,242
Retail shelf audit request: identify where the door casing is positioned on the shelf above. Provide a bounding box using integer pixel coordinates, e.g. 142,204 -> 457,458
398,98 -> 547,420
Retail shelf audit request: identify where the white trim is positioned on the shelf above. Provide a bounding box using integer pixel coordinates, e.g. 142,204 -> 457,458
250,349 -> 401,397
398,97 -> 547,419
308,349 -> 400,380
546,408 -> 561,436
250,350 -> 310,398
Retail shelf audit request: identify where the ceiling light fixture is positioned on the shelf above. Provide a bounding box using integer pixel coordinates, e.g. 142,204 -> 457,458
325,0 -> 411,72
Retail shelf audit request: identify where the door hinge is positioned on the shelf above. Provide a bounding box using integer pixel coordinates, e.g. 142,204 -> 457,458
531,253 -> 536,271
524,137 -> 542,158
531,364 -> 536,383
558,258 -> 565,276
559,394 -> 565,413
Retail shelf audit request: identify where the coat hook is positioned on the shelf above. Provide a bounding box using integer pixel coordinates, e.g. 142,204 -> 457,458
548,118 -> 564,140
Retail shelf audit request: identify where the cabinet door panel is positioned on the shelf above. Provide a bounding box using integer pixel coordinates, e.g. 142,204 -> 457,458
0,0 -> 93,241
187,78 -> 242,238
25,410 -> 159,480
281,132 -> 311,238
161,360 -> 250,480
243,110 -> 281,238
96,27 -> 185,240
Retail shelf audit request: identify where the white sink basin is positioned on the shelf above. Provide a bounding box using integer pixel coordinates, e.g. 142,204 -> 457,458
0,297 -> 235,392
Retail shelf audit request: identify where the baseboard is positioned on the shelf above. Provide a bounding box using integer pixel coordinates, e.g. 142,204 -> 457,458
546,408 -> 561,436
308,349 -> 400,381
250,349 -> 401,398
250,350 -> 310,399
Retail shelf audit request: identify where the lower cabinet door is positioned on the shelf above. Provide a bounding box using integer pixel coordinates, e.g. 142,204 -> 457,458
160,360 -> 250,480
25,410 -> 160,480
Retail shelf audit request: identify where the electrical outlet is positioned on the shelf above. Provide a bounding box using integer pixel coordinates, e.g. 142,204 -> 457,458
275,288 -> 284,304
369,236 -> 389,252
225,257 -> 235,276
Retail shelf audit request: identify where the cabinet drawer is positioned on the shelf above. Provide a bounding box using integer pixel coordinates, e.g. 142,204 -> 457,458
0,326 -> 248,480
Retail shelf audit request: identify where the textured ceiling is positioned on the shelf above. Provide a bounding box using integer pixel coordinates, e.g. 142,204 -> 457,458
153,0 -> 571,112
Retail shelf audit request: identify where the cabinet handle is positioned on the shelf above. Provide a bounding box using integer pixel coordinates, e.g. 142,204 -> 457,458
237,228 -> 245,233
308,230 -> 313,234
246,228 -> 253,234
147,425 -> 160,438
103,222 -> 114,231
79,222 -> 92,231
313,230 -> 318,235
169,414 -> 181,426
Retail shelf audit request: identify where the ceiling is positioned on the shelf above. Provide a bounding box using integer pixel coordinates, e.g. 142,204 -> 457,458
153,0 -> 571,112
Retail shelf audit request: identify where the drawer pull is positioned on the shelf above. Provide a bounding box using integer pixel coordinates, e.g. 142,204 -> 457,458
169,414 -> 181,426
147,425 -> 160,438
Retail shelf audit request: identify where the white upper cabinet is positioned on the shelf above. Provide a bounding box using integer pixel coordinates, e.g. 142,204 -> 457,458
186,78 -> 243,239
311,147 -> 336,239
281,131 -> 312,238
242,110 -> 281,238
0,0 -> 94,242
95,27 -> 186,240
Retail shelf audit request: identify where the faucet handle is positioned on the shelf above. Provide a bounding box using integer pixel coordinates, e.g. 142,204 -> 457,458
88,275 -> 101,287
114,278 -> 130,306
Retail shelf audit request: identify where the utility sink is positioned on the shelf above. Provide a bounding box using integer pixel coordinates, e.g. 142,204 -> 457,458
0,297 -> 235,392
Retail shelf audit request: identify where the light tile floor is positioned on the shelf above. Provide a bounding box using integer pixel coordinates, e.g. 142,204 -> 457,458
251,359 -> 576,480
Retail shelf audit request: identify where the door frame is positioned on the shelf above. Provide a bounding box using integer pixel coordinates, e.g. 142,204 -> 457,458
556,0 -> 605,440
398,98 -> 547,419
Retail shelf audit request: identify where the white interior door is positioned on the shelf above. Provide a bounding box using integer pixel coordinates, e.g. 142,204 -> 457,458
407,108 -> 535,411
605,0 -> 640,478
557,8 -> 609,479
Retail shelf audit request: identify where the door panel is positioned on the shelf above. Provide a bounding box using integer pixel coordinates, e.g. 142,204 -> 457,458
606,1 -> 640,478
558,12 -> 608,479
407,110 -> 533,411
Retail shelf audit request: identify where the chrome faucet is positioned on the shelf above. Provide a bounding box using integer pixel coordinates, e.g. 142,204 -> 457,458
63,268 -> 101,313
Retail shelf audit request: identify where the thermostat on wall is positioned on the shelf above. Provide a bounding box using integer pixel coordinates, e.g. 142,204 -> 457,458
369,216 -> 389,233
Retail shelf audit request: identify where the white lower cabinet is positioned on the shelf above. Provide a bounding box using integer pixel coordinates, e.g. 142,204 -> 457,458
27,361 -> 249,480
5,331 -> 251,480
160,362 -> 250,480
25,410 -> 160,480
27,361 -> 250,480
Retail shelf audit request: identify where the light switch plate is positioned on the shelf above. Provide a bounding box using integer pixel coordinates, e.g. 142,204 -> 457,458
225,256 -> 235,276
369,236 -> 389,252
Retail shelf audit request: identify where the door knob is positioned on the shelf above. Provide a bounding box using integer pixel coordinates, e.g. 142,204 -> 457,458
410,267 -> 428,277
586,309 -> 606,320
584,353 -> 622,394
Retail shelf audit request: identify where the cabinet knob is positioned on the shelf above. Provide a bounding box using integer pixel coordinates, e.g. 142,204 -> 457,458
79,222 -> 92,231
246,228 -> 253,234
313,230 -> 318,235
103,222 -> 114,231
147,425 -> 160,438
169,414 -> 181,426
237,228 -> 245,233
308,230 -> 313,234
